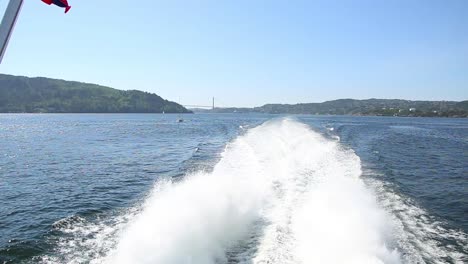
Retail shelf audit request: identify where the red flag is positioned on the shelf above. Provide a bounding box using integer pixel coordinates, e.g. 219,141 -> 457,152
41,0 -> 71,13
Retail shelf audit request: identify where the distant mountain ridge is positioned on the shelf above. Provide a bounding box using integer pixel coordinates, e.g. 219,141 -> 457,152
0,74 -> 191,113
203,99 -> 468,117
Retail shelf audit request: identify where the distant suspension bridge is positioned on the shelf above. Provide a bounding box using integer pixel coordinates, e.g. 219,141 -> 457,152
182,97 -> 222,110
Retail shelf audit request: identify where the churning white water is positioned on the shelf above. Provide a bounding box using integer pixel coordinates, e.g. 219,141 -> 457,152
103,118 -> 401,264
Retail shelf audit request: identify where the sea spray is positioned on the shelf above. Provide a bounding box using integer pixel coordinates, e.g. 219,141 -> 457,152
106,126 -> 271,263
251,119 -> 400,264
106,118 -> 401,264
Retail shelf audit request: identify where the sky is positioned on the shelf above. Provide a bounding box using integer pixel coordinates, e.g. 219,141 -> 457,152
1,0 -> 467,107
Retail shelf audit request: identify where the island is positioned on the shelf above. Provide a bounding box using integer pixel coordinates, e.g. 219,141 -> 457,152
0,74 -> 191,113
196,99 -> 468,117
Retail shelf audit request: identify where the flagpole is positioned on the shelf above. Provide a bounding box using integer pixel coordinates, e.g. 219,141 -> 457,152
0,0 -> 24,64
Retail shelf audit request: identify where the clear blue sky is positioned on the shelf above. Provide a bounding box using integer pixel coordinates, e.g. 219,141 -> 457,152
1,0 -> 467,107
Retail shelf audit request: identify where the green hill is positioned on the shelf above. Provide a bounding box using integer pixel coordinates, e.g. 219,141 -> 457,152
254,99 -> 467,117
206,99 -> 468,117
455,100 -> 468,111
0,74 -> 191,113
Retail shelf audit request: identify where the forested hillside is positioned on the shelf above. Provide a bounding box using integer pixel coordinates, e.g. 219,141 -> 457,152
0,74 -> 190,113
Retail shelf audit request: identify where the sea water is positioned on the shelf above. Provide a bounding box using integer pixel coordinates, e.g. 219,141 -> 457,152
0,114 -> 466,263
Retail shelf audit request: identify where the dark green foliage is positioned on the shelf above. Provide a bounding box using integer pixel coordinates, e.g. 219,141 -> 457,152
206,99 -> 467,117
455,100 -> 468,111
0,74 -> 191,113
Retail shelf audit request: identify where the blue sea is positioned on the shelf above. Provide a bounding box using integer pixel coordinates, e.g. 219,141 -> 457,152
0,114 -> 466,263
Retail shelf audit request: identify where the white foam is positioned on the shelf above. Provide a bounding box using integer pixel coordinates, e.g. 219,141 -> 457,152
365,177 -> 468,264
39,119 -> 468,264
251,120 -> 400,264
38,118 -> 468,263
102,118 -> 401,264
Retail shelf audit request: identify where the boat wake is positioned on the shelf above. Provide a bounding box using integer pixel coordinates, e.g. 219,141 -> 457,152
40,118 -> 466,263
104,118 -> 400,264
